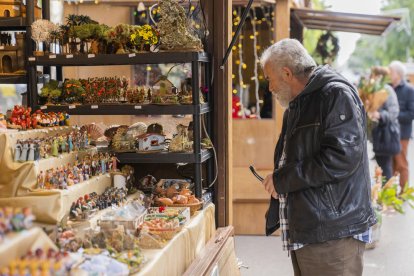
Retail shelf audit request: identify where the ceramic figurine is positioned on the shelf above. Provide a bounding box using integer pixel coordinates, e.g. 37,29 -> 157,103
38,171 -> 45,189
83,132 -> 89,149
111,154 -> 120,171
20,142 -> 29,162
65,112 -> 70,126
34,142 -> 40,161
68,133 -> 74,152
59,136 -> 67,153
27,142 -> 35,161
14,141 -> 22,162
59,112 -> 65,126
51,138 -> 59,157
100,154 -> 106,174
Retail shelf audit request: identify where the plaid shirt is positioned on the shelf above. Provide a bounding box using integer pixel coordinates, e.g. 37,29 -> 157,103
278,126 -> 372,251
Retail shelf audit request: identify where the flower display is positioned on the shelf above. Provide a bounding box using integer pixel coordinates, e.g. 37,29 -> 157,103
130,24 -> 159,51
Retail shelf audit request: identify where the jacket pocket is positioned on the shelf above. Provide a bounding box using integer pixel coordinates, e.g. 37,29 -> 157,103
326,184 -> 339,215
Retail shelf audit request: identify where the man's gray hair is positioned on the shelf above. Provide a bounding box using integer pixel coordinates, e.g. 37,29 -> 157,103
260,38 -> 316,80
389,60 -> 407,79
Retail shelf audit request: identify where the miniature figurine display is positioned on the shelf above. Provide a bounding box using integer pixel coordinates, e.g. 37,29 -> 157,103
0,207 -> 35,243
6,105 -> 69,130
169,124 -> 193,152
121,165 -> 137,194
36,152 -> 114,190
135,123 -> 167,152
14,130 -> 90,162
0,248 -> 75,276
36,75 -> 203,106
69,187 -> 127,220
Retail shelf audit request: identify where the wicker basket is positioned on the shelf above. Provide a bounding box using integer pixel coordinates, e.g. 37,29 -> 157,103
154,199 -> 203,216
171,201 -> 203,216
148,227 -> 181,240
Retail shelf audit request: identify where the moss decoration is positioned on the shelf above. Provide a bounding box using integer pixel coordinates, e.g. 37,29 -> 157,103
157,0 -> 202,51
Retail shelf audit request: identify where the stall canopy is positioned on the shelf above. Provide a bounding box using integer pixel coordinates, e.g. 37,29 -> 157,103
291,8 -> 401,36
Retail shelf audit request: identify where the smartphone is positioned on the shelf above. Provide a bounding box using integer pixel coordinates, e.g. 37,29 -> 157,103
249,165 -> 264,182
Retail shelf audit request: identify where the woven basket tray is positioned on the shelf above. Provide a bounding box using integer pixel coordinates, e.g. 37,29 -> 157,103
154,200 -> 203,216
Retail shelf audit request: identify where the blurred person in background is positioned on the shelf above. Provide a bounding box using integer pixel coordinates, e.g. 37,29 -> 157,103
367,67 -> 400,182
389,61 -> 414,190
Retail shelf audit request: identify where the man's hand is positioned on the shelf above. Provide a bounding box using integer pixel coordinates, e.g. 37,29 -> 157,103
263,174 -> 278,199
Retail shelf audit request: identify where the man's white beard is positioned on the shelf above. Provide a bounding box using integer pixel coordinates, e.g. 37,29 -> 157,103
274,83 -> 292,108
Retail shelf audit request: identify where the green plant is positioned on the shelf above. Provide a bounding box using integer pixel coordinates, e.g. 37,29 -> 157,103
40,80 -> 62,104
377,179 -> 414,214
63,79 -> 86,104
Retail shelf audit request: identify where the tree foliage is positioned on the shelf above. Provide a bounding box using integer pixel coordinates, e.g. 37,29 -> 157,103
348,0 -> 414,72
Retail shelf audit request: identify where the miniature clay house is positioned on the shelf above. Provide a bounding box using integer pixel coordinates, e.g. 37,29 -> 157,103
152,77 -> 175,97
136,133 -> 166,152
0,32 -> 25,74
0,0 -> 42,19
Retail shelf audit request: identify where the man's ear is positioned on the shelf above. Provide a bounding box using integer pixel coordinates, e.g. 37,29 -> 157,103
281,67 -> 293,82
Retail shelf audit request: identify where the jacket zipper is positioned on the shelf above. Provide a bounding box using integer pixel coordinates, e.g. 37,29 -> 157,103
326,185 -> 339,215
292,122 -> 321,135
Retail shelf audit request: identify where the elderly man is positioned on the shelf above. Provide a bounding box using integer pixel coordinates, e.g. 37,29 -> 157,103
260,39 -> 376,276
389,61 -> 414,190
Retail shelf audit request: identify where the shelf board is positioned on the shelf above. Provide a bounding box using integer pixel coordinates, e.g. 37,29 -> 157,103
28,52 -> 209,66
34,103 -> 210,115
0,74 -> 27,84
115,149 -> 212,164
0,17 -> 27,30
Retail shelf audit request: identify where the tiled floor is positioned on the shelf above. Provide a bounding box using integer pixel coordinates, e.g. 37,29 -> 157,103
235,142 -> 414,276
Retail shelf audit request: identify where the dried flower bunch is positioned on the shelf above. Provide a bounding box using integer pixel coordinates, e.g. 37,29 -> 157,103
157,0 -> 202,51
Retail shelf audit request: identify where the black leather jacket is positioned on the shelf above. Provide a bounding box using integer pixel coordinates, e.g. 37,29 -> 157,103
266,66 -> 377,244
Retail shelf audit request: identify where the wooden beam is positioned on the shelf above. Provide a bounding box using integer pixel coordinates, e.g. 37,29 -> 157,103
301,19 -> 388,30
211,0 -> 232,227
274,0 -> 290,135
183,226 -> 235,276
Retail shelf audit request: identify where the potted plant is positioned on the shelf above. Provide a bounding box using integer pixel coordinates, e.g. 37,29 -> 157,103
368,168 -> 414,249
130,24 -> 159,52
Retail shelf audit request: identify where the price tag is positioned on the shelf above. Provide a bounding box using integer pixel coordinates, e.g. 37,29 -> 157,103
88,54 -> 95,58
69,105 -> 76,109
128,53 -> 136,58
0,46 -> 4,50
91,105 -> 98,109
49,54 -> 56,59
66,54 -> 73,59
134,105 -> 142,110
28,57 -> 36,61
40,105 -> 47,110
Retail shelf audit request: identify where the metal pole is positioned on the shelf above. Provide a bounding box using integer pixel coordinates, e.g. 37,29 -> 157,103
192,61 -> 202,198
220,0 -> 254,69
